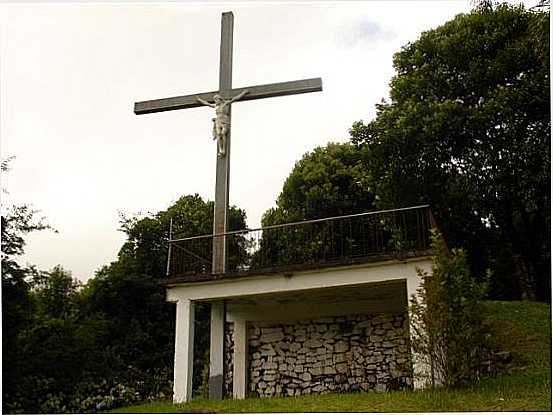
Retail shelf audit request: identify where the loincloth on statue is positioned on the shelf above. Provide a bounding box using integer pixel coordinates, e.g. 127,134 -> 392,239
212,115 -> 230,126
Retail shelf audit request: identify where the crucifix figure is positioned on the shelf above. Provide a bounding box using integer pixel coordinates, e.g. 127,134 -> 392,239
197,90 -> 249,157
134,12 -> 321,277
133,11 -> 322,402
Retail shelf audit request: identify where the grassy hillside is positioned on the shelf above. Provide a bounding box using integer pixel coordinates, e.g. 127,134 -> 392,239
110,301 -> 551,413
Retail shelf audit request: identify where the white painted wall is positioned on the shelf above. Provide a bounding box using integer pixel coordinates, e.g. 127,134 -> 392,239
172,298 -> 195,403
167,257 -> 432,302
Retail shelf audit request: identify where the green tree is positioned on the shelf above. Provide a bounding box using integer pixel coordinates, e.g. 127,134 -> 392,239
32,265 -> 81,318
8,194 -> 247,413
83,194 -> 247,396
1,205 -> 50,338
2,206 -> 46,411
263,142 -> 375,226
350,4 -> 550,301
1,157 -> 55,410
14,265 -> 106,413
255,143 -> 377,269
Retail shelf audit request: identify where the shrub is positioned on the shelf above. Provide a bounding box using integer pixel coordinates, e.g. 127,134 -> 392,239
410,228 -> 489,387
7,372 -> 171,413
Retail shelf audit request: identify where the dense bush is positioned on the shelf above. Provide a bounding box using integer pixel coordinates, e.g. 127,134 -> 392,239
6,375 -> 171,413
410,229 -> 489,387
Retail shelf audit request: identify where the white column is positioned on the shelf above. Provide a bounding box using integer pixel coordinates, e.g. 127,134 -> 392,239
232,318 -> 247,399
406,273 -> 434,389
209,301 -> 225,400
173,298 -> 195,403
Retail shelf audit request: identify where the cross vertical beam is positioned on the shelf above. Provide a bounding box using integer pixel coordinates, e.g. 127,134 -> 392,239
208,12 -> 233,401
133,10 -> 323,403
212,11 -> 233,275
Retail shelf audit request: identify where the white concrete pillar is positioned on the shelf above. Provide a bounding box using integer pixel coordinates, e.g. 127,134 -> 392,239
209,301 -> 225,400
173,298 -> 195,403
406,273 -> 434,389
232,319 -> 247,399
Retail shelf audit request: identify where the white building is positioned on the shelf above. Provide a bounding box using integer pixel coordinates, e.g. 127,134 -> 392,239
165,205 -> 436,402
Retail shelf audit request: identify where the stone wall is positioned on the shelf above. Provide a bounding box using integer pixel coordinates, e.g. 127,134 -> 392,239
222,313 -> 411,398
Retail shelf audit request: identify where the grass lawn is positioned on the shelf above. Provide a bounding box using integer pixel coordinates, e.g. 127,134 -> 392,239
110,301 -> 551,413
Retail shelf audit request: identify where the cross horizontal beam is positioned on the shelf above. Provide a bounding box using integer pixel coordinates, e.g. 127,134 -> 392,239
134,77 -> 322,115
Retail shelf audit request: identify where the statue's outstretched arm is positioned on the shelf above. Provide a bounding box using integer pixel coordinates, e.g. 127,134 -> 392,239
197,97 -> 214,107
230,90 -> 249,103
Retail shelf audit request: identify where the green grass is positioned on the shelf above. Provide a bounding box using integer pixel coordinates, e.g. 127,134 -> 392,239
110,301 -> 551,413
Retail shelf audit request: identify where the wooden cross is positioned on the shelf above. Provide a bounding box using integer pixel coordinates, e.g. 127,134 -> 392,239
134,12 -> 322,275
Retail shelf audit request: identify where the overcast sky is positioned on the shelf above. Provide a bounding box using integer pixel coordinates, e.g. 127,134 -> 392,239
0,1 -> 535,282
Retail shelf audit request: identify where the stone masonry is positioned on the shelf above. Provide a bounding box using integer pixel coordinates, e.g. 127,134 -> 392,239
224,313 -> 412,398
224,322 -> 234,397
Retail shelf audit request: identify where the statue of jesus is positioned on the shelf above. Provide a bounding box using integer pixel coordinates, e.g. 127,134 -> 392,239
197,90 -> 249,157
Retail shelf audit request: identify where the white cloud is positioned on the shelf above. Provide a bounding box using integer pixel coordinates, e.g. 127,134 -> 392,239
338,18 -> 396,48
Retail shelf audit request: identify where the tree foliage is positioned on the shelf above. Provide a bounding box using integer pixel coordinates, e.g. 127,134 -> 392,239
254,143 -> 376,269
32,265 -> 81,318
4,194 -> 246,412
350,4 -> 550,301
262,142 -> 375,226
81,194 -> 247,401
1,157 -> 56,410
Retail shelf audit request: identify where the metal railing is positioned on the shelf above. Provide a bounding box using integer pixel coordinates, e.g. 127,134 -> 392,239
167,205 -> 434,279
